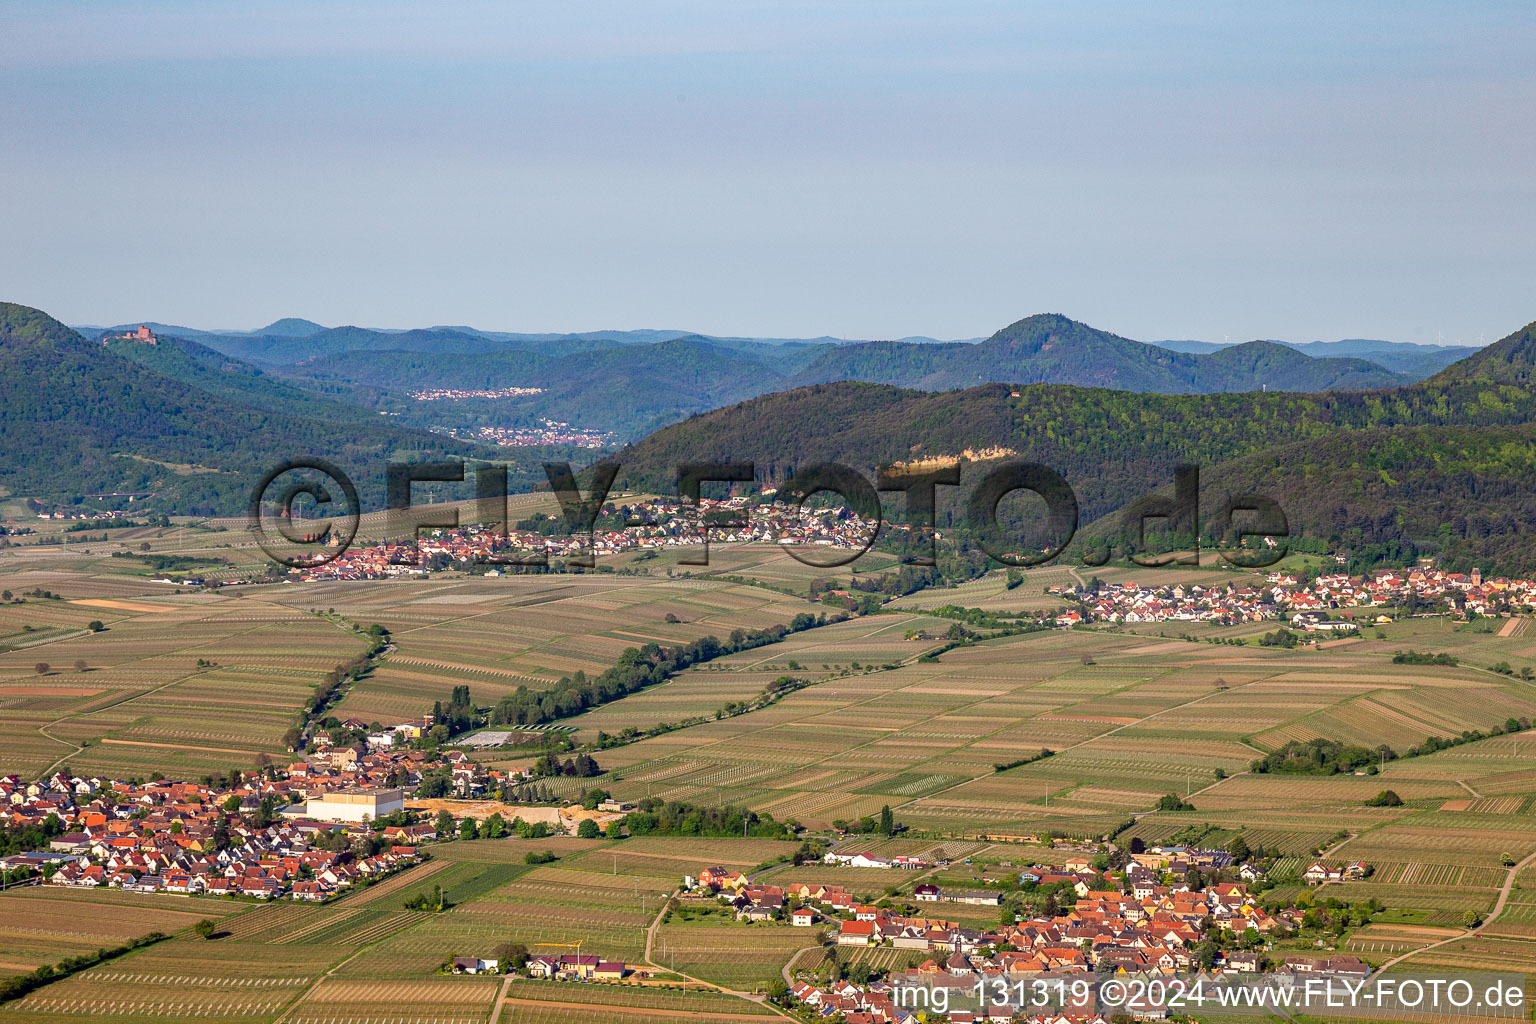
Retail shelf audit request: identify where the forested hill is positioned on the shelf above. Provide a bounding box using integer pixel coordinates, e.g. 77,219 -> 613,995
1197,422 -> 1536,574
272,335 -> 792,436
84,311 -> 1458,447
615,318 -> 1536,572
207,326 -> 515,365
106,335 -> 386,426
1428,322 -> 1536,386
0,303 -> 483,515
788,313 -> 1409,393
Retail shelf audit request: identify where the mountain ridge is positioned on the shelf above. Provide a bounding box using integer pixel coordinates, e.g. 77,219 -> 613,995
0,302 -> 487,514
788,313 -> 1410,393
613,317 -> 1536,571
83,312 -> 1464,444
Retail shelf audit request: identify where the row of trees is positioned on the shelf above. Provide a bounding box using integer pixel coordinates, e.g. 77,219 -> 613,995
489,615 -> 826,727
1256,719 -> 1533,775
621,797 -> 793,839
1250,739 -> 1393,776
0,931 -> 170,1002
430,684 -> 477,740
1392,649 -> 1458,666
529,751 -> 602,778
284,623 -> 391,749
590,673 -> 815,752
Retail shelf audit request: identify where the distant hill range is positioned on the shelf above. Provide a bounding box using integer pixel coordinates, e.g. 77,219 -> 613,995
1152,336 -> 1478,377
73,313 -> 1477,440
0,304 -> 500,514
34,298 -> 1536,573
616,320 -> 1536,575
784,314 -> 1413,393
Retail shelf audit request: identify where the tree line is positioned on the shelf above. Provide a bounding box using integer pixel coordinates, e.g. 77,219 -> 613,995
489,613 -> 828,727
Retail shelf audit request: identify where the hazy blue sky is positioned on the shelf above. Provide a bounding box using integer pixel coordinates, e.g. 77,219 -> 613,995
2,1 -> 1532,343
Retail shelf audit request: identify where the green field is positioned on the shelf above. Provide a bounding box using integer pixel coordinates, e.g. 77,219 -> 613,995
10,537 -> 1536,998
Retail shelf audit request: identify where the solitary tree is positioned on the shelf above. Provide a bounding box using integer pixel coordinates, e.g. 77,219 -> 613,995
74,659 -> 87,672
493,942 -> 529,974
577,818 -> 600,839
34,662 -> 48,675
87,620 -> 104,632
193,919 -> 217,940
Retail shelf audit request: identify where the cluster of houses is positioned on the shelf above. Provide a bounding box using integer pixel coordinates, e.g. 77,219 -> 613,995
828,875 -> 1264,969
0,719 -> 593,898
409,386 -> 544,400
778,849 -> 1377,1022
0,753 -> 461,900
1116,845 -> 1236,875
788,979 -> 936,1024
789,977 -> 1159,1024
787,954 -> 1365,1024
695,839 -> 1375,996
31,508 -> 142,521
526,954 -> 632,981
1269,566 -> 1527,620
455,420 -> 614,449
823,850 -> 932,870
1302,860 -> 1371,885
446,949 -> 638,981
915,884 -> 1004,906
1050,581 -> 1277,628
296,496 -> 889,582
1050,564 -> 1528,628
448,952 -> 633,980
44,838 -> 420,899
279,739 -> 500,804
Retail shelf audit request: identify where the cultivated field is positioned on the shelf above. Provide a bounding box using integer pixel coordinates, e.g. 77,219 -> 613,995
13,528 -> 1536,996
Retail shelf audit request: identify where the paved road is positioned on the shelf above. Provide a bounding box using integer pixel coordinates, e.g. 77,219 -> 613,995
781,945 -> 822,985
1378,848 -> 1536,971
